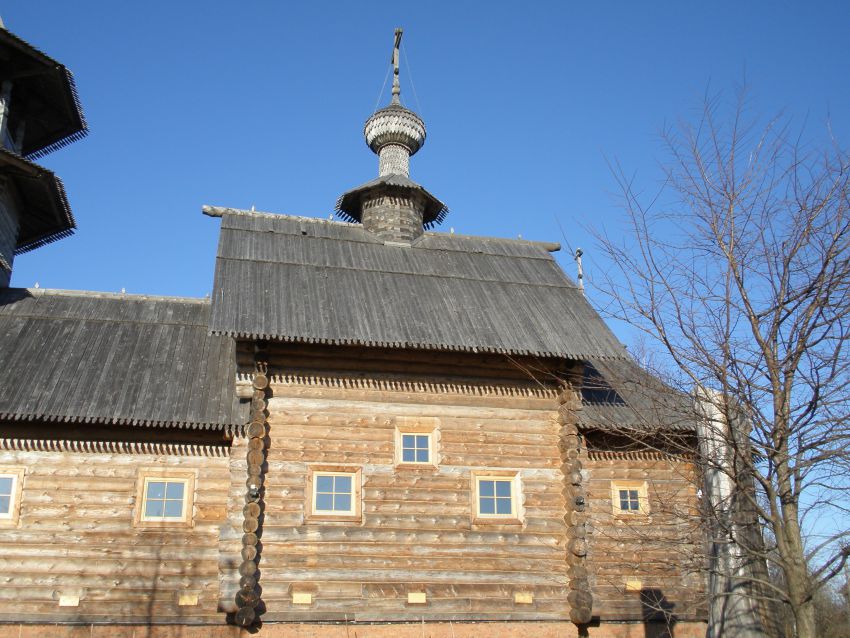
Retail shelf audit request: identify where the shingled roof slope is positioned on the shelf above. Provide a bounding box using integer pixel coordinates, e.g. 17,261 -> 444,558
0,288 -> 246,430
209,210 -> 629,360
580,358 -> 696,432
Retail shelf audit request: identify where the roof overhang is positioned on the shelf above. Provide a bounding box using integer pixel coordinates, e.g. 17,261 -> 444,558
0,148 -> 74,253
336,174 -> 448,228
0,28 -> 87,158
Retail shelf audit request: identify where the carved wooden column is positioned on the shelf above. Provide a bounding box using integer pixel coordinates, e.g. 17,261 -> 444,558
234,344 -> 270,627
558,363 -> 593,626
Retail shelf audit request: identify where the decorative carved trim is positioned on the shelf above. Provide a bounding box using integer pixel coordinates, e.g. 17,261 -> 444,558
237,371 -> 558,399
0,438 -> 229,457
588,450 -> 696,461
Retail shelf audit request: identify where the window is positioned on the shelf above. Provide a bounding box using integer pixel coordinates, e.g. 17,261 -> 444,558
471,471 -> 522,523
134,469 -> 195,528
0,468 -> 24,526
142,479 -> 188,521
479,478 -> 514,516
611,481 -> 649,515
313,473 -> 354,514
393,417 -> 440,467
306,466 -> 362,522
401,434 -> 430,464
618,488 -> 640,512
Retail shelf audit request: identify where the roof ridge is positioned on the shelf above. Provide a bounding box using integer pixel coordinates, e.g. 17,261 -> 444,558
7,288 -> 209,304
205,205 -> 561,251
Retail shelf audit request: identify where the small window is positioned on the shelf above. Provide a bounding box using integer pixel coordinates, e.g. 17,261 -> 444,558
306,466 -> 362,522
0,468 -> 24,526
618,488 -> 640,512
134,469 -> 195,528
142,479 -> 188,521
393,417 -> 440,467
472,472 -> 521,523
611,481 -> 649,515
479,478 -> 513,515
313,473 -> 354,515
401,434 -> 430,464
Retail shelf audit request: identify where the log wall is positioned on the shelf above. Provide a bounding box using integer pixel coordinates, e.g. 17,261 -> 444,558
583,447 -> 707,622
219,344 -> 573,622
0,436 -> 231,624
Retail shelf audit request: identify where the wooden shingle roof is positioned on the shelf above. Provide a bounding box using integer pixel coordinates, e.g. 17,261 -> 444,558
208,209 -> 630,360
0,288 -> 246,431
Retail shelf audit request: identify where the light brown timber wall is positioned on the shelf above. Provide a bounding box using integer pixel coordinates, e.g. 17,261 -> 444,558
0,437 -> 231,623
220,345 -> 573,622
583,447 -> 706,623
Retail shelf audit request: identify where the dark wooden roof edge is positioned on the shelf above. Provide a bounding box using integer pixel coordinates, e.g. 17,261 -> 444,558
211,328 -> 628,361
0,149 -> 76,253
0,411 -> 244,433
14,287 -> 210,305
202,205 -> 561,252
0,28 -> 88,158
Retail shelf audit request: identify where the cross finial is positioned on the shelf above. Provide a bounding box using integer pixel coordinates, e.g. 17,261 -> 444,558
391,28 -> 403,104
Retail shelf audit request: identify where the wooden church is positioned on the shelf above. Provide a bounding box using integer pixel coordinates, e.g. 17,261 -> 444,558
0,23 -> 708,638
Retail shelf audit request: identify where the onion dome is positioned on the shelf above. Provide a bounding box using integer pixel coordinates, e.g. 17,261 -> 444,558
335,28 -> 447,243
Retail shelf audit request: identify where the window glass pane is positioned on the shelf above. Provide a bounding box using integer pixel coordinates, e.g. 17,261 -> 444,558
479,497 -> 495,514
479,480 -> 494,497
402,435 -> 415,449
402,449 -> 416,462
145,499 -> 164,518
415,449 -> 429,462
334,475 -> 352,493
496,497 -> 512,515
315,475 -> 334,493
0,476 -> 13,496
315,493 -> 333,511
163,499 -> 184,518
165,482 -> 185,500
416,435 -> 429,449
620,497 -> 630,511
147,481 -> 166,499
495,481 -> 512,497
334,493 -> 352,512
0,495 -> 9,514
629,490 -> 639,501
630,499 -> 640,511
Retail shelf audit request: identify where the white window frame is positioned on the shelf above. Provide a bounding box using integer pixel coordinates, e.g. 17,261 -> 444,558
306,465 -> 362,522
611,480 -> 650,516
134,469 -> 195,528
398,432 -> 432,465
393,417 -> 440,468
0,467 -> 25,527
311,471 -> 356,516
471,471 -> 522,523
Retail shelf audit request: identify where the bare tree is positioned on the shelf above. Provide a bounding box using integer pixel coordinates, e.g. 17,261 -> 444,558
591,89 -> 850,638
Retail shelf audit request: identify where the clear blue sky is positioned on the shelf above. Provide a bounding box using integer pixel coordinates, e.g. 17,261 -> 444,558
6,2 -> 850,351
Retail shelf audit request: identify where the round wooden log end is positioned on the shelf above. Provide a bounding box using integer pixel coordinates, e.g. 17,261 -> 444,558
241,532 -> 258,547
238,560 -> 258,577
247,449 -> 265,466
239,574 -> 257,590
235,589 -> 260,608
570,605 -> 593,625
246,422 -> 265,438
235,606 -> 256,627
242,517 -> 259,533
252,374 -> 269,390
568,538 -> 588,557
241,545 -> 258,562
567,589 -> 592,610
243,502 -> 261,518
